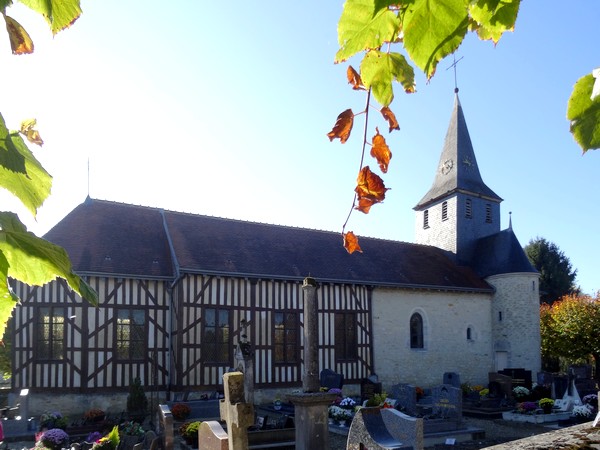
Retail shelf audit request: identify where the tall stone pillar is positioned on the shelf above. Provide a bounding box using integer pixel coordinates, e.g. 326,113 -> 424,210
302,276 -> 319,393
287,277 -> 336,450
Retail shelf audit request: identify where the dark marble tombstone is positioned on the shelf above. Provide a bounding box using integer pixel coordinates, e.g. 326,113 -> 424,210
390,383 -> 417,417
443,372 -> 461,388
431,385 -> 462,422
488,372 -> 512,399
319,369 -> 344,391
361,377 -> 382,403
537,371 -> 553,387
570,364 -> 593,380
498,368 -> 532,390
553,375 -> 568,399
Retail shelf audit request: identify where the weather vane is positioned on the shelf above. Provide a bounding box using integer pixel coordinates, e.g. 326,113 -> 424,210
446,54 -> 464,93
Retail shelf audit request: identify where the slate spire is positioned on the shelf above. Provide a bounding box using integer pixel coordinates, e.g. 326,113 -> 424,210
415,93 -> 502,209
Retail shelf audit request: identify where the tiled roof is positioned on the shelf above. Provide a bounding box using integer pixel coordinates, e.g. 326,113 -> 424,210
471,228 -> 537,278
44,198 -> 492,292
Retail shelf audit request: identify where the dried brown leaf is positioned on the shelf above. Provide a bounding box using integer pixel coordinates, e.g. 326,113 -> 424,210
327,109 -> 354,143
370,127 -> 392,173
343,231 -> 362,254
381,106 -> 400,132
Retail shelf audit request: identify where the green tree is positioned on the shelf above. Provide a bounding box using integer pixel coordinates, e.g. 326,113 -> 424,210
0,1 -> 98,340
524,237 -> 578,304
540,293 -> 600,379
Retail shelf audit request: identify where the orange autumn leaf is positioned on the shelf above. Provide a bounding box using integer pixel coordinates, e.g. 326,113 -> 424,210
381,106 -> 400,132
327,109 -> 354,143
354,166 -> 389,214
356,196 -> 376,214
347,65 -> 365,90
343,231 -> 362,254
4,15 -> 34,55
370,127 -> 392,173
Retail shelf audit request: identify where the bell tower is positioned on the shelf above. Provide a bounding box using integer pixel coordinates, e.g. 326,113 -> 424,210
414,94 -> 502,265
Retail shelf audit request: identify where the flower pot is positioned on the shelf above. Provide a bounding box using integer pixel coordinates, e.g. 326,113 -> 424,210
542,405 -> 553,414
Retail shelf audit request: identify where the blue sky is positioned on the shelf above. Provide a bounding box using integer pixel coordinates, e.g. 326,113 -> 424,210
1,1 -> 598,294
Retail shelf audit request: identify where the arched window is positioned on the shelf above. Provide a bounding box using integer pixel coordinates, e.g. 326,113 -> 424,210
466,327 -> 472,340
410,313 -> 424,349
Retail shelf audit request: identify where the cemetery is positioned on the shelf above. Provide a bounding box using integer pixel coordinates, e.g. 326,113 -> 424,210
2,278 -> 599,449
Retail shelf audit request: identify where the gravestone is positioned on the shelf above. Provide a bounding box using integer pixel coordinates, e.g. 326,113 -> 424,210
346,407 -> 423,450
552,375 -> 568,399
431,385 -> 462,423
498,368 -> 532,390
390,383 -> 417,417
537,372 -> 553,387
219,371 -> 254,450
489,373 -> 512,399
443,372 -> 461,388
361,375 -> 382,403
320,369 -> 344,391
198,421 -> 229,450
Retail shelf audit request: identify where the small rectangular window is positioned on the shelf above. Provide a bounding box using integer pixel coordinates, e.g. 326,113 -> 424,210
335,313 -> 358,361
465,199 -> 472,219
117,309 -> 146,361
441,201 -> 448,221
37,306 -> 65,360
203,308 -> 231,364
423,210 -> 429,229
274,312 -> 299,364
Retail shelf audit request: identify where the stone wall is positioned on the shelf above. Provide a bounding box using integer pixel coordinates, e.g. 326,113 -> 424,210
486,273 -> 541,374
371,288 -> 493,388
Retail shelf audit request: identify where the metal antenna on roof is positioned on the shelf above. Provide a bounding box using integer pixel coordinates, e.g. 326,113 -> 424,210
87,157 -> 90,197
446,54 -> 463,94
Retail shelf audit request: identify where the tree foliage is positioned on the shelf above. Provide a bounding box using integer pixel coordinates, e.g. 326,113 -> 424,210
524,237 -> 577,304
330,0 -> 598,251
540,293 -> 600,378
0,0 -> 97,339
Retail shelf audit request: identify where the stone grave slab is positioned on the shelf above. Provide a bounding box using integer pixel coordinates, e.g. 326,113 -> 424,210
390,383 -> 417,417
320,368 -> 344,391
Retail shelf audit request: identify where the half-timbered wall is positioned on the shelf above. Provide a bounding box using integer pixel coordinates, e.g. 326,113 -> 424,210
12,276 -> 170,392
173,274 -> 373,390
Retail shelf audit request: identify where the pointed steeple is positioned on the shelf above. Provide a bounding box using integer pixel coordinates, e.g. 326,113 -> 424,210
415,94 -> 502,210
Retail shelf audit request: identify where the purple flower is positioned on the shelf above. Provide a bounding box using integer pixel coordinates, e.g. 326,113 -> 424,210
328,388 -> 342,395
41,428 -> 69,449
87,431 -> 103,443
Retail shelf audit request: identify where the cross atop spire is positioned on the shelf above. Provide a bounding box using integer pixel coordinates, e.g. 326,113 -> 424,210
446,54 -> 463,93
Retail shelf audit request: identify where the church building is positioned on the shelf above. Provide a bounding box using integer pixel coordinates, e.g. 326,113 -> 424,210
10,93 -> 541,412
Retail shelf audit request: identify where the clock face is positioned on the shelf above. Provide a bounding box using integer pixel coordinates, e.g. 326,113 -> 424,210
440,159 -> 454,175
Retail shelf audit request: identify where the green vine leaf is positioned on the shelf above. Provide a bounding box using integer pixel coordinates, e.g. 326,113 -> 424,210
335,0 -> 401,63
402,0 -> 469,79
0,212 -> 98,305
0,250 -> 18,340
18,0 -> 81,35
360,50 -> 415,107
469,0 -> 520,43
567,72 -> 600,152
0,113 -> 51,217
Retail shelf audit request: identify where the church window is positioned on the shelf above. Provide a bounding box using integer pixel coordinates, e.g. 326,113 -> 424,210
498,311 -> 503,322
485,204 -> 492,223
465,199 -> 472,219
335,312 -> 358,361
274,311 -> 299,364
410,313 -> 424,349
37,306 -> 65,360
442,201 -> 448,221
466,327 -> 472,340
203,308 -> 231,364
423,210 -> 429,229
116,309 -> 146,361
